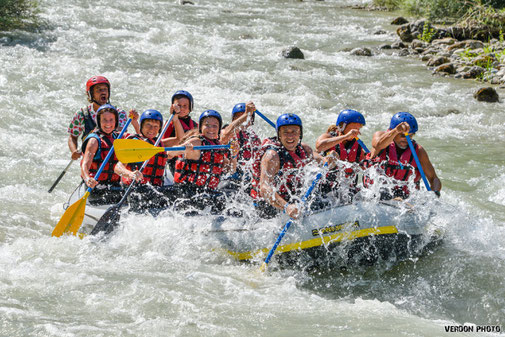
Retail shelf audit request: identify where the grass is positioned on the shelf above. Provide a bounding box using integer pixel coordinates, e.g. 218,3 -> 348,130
373,0 -> 505,24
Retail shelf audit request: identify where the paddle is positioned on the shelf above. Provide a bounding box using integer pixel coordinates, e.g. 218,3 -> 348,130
91,114 -> 175,235
114,139 -> 230,163
260,163 -> 327,272
254,110 -> 276,128
48,159 -> 74,193
355,138 -> 370,154
51,119 -> 132,237
405,133 -> 431,192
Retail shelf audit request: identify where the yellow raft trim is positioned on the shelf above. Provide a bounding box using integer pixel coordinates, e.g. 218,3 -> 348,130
227,225 -> 399,261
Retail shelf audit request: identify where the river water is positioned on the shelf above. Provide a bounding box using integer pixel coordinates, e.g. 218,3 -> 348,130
0,0 -> 504,336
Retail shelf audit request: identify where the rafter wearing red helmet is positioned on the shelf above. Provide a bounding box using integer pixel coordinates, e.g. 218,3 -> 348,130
67,76 -> 140,161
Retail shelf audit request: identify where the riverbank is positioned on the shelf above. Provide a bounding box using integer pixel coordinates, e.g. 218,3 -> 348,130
349,3 -> 505,102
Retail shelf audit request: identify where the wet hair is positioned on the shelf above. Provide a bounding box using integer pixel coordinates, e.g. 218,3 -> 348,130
327,124 -> 339,133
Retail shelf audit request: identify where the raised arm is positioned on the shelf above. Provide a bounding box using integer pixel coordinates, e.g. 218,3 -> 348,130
220,101 -> 255,144
371,122 -> 410,156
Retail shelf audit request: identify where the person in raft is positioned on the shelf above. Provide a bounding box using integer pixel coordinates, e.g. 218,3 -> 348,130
166,109 -> 239,213
219,101 -> 262,193
67,75 -> 139,160
367,112 -> 442,199
315,109 -> 367,200
250,113 -> 323,219
114,108 -> 185,212
80,104 -> 142,205
162,90 -> 199,176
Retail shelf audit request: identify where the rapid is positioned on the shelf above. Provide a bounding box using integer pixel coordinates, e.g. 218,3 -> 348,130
0,0 -> 504,336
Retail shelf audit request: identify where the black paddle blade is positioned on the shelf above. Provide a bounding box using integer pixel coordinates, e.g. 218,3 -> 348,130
91,204 -> 122,236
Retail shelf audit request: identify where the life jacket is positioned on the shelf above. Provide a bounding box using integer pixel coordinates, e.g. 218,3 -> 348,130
163,116 -> 198,139
173,136 -> 229,190
250,137 -> 309,201
237,130 -> 262,163
81,130 -> 121,184
121,134 -> 168,186
81,105 -> 97,140
364,141 -> 421,195
323,136 -> 364,186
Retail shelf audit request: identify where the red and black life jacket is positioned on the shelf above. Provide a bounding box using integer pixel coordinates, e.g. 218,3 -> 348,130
250,137 -> 309,201
162,116 -> 198,139
323,136 -> 364,186
121,134 -> 168,186
237,130 -> 262,163
81,130 -> 121,184
363,141 -> 421,195
173,136 -> 229,190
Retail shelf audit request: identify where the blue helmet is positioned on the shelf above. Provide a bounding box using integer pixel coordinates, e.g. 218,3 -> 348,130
336,109 -> 366,126
276,113 -> 303,139
172,90 -> 194,112
140,109 -> 163,131
96,104 -> 118,130
199,109 -> 222,133
390,112 -> 418,134
232,103 -> 246,118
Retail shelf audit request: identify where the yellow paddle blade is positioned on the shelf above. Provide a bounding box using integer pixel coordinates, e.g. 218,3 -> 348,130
114,139 -> 165,163
51,191 -> 90,237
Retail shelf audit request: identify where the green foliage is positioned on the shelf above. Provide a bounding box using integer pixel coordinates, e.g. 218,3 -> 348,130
384,0 -> 505,23
475,58 -> 494,81
459,48 -> 479,61
401,0 -> 469,21
0,0 -> 39,31
372,0 -> 401,9
418,21 -> 436,42
460,0 -> 505,29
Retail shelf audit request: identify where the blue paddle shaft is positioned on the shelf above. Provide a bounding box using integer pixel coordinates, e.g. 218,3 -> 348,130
356,138 -> 370,154
86,119 -> 132,193
254,110 -> 276,128
164,144 -> 230,151
405,134 -> 431,191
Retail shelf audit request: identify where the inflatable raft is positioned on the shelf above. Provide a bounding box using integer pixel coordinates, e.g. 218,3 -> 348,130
66,180 -> 441,267
202,198 -> 441,267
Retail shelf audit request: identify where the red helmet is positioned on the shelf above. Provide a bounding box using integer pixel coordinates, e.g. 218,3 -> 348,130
86,76 -> 110,103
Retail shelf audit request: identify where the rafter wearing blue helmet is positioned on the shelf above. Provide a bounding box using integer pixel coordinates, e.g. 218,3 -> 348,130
368,112 -> 441,199
163,90 -> 198,139
315,109 -> 368,197
250,113 -> 323,220
169,109 -> 239,192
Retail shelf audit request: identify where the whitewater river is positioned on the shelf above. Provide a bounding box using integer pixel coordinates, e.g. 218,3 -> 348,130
1,0 -> 504,336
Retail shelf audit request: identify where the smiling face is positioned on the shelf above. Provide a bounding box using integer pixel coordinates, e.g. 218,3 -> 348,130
141,119 -> 161,139
174,97 -> 191,118
99,111 -> 117,134
200,116 -> 220,140
278,125 -> 301,151
91,83 -> 109,106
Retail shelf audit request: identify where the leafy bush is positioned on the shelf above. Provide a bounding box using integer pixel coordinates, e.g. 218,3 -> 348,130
372,0 -> 402,9
0,0 -> 39,31
374,0 -> 505,22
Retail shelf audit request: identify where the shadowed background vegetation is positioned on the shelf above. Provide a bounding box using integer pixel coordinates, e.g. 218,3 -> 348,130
374,0 -> 505,26
0,0 -> 39,31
